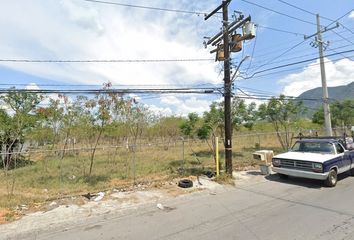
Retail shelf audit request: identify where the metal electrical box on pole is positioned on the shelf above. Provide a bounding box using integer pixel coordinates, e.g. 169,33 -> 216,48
222,1 -> 233,175
204,0 -> 254,175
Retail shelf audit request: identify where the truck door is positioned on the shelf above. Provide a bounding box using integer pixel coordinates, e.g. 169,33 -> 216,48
335,143 -> 350,172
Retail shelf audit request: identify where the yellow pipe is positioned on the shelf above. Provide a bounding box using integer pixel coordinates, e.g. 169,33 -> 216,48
216,137 -> 219,176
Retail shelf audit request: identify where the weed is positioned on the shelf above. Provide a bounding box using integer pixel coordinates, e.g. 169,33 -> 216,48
0,134 -> 284,208
214,173 -> 235,185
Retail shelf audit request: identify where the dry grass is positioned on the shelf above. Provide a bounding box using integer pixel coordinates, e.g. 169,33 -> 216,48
0,134 -> 284,209
214,173 -> 235,185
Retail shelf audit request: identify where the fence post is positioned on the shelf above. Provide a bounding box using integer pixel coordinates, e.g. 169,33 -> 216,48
182,137 -> 185,174
216,137 -> 219,176
132,145 -> 136,186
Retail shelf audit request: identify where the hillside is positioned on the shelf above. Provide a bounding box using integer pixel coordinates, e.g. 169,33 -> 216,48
298,82 -> 354,116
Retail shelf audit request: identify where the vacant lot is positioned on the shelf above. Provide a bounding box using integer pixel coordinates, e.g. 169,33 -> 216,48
0,133 -> 284,211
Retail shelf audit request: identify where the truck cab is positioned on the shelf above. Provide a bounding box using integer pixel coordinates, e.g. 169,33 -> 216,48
272,138 -> 354,187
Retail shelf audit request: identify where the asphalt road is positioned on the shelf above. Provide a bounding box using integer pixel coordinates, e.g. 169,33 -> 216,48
10,173 -> 354,240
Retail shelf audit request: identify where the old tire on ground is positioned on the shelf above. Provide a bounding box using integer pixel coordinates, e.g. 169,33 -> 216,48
178,179 -> 193,188
278,173 -> 288,179
324,169 -> 337,187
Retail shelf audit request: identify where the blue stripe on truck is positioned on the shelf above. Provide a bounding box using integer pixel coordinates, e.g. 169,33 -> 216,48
322,156 -> 343,172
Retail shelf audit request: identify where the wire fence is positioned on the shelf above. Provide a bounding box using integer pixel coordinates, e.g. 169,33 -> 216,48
0,128 -> 352,206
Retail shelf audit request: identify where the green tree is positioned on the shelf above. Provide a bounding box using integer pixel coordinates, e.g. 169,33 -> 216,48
35,98 -> 64,147
88,82 -> 126,176
180,113 -> 200,138
313,99 -> 354,132
0,89 -> 42,169
152,116 -> 183,149
232,98 -> 257,131
197,102 -> 224,164
258,95 -> 305,150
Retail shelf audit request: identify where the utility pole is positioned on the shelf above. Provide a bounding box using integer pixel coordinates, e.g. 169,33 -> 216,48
222,1 -> 233,174
305,15 -> 339,136
205,0 -> 255,175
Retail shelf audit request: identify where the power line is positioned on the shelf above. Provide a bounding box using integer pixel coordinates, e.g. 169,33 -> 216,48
254,31 -> 354,57
248,39 -> 307,74
330,30 -> 354,46
240,0 -> 316,26
0,88 -> 220,95
249,32 -> 351,59
250,49 -> 354,77
234,94 -> 323,102
277,0 -> 354,35
251,36 -> 353,60
0,83 -> 223,88
257,25 -> 306,37
245,32 -> 353,73
277,0 -> 333,22
326,46 -> 354,61
0,58 -> 214,63
236,86 -> 279,96
237,90 -> 323,102
325,9 -> 354,36
83,0 -> 208,16
245,28 -> 258,72
243,43 -> 354,71
250,37 -> 301,57
325,8 -> 354,29
240,53 -> 354,80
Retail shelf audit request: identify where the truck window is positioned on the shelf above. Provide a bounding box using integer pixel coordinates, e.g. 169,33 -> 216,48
291,141 -> 335,154
335,143 -> 344,154
319,143 -> 334,153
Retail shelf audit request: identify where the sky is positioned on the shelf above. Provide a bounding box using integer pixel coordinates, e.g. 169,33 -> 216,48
0,0 -> 353,116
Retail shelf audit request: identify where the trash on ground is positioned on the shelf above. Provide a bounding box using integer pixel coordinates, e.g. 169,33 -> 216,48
93,192 -> 105,201
204,170 -> 215,178
82,192 -> 105,201
156,203 -> 175,212
156,203 -> 164,210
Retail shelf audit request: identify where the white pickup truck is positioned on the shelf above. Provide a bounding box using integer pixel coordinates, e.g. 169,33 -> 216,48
272,137 -> 354,187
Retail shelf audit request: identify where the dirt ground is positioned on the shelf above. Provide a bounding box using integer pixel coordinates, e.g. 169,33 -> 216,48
0,169 -> 268,238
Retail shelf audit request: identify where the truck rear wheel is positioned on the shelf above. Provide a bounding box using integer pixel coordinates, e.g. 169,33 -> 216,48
324,169 -> 337,187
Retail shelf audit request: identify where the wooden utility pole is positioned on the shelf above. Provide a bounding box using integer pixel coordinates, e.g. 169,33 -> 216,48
205,0 -> 254,175
222,1 -> 233,174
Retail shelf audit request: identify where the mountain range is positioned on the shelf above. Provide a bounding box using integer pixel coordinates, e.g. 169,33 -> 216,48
297,81 -> 354,115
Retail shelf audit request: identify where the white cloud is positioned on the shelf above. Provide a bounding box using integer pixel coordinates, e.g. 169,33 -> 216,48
25,83 -> 40,90
159,95 -> 211,116
160,96 -> 182,105
176,97 -> 211,116
60,0 -> 104,34
236,91 -> 264,106
146,104 -> 172,116
349,11 -> 354,19
0,0 -> 219,86
279,58 -> 354,96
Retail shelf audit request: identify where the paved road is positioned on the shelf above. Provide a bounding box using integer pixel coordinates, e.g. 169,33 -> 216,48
10,173 -> 354,240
